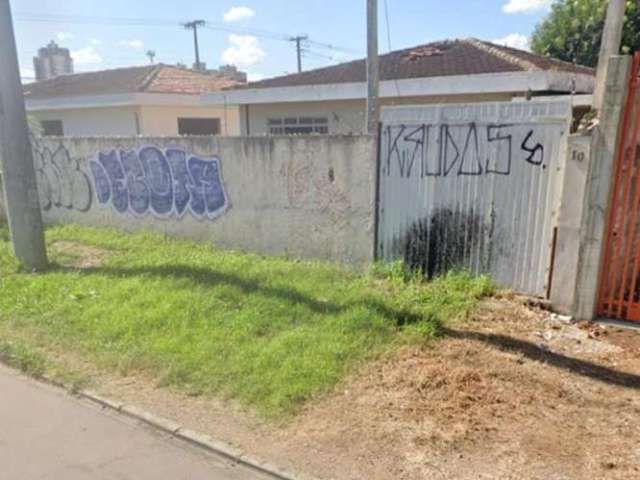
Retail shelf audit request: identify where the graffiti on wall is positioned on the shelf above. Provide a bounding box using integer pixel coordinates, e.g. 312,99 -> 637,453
89,145 -> 229,220
32,140 -> 93,212
384,123 -> 549,179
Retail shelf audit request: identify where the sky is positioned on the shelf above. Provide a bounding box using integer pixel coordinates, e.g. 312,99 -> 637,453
12,0 -> 554,83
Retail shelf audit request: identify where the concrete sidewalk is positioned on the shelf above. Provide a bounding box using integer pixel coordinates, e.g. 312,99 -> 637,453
0,365 -> 275,480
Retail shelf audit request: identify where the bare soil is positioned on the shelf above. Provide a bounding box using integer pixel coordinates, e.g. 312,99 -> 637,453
50,240 -> 111,268
51,294 -> 640,479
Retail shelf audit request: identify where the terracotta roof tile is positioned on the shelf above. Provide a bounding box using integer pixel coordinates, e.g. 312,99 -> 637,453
24,64 -> 242,99
236,38 -> 594,90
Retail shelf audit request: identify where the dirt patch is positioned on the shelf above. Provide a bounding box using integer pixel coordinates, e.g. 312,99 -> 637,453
44,296 -> 640,479
50,241 -> 111,268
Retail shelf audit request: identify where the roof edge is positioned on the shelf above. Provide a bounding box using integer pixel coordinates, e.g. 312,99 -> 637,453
463,38 -> 539,71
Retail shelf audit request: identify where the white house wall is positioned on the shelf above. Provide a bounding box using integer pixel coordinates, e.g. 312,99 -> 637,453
30,107 -> 140,136
139,105 -> 241,136
242,93 -> 516,136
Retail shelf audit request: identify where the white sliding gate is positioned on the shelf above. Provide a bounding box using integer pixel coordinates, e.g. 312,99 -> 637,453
377,100 -> 571,296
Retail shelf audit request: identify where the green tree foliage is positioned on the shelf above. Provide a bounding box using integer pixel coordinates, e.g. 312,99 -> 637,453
531,0 -> 640,68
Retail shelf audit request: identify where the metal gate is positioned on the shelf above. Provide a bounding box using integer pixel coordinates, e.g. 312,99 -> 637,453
377,100 -> 571,296
597,52 -> 640,322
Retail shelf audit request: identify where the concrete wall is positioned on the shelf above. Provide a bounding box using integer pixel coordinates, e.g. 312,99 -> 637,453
573,56 -> 632,320
0,135 -> 376,264
241,93 -> 515,136
549,134 -> 592,313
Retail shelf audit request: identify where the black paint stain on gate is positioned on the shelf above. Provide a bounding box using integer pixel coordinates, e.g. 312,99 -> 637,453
402,208 -> 493,278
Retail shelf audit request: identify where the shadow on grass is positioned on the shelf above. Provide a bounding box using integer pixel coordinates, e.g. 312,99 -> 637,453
442,327 -> 640,390
55,263 -> 425,328
47,262 -> 640,390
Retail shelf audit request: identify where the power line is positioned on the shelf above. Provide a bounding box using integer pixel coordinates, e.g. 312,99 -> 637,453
383,0 -> 393,52
14,12 -> 360,54
14,12 -> 364,74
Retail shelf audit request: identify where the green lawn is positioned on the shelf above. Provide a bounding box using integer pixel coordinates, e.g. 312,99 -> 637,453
0,222 -> 493,417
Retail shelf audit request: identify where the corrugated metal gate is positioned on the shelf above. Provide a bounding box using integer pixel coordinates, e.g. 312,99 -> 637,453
377,100 -> 571,296
597,52 -> 640,322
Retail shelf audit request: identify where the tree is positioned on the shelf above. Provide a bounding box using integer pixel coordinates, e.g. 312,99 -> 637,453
531,0 -> 640,68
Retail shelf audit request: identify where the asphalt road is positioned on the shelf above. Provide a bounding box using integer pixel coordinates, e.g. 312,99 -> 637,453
0,364 -> 276,480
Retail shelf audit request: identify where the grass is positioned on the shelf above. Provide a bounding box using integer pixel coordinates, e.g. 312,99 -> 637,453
0,221 -> 493,417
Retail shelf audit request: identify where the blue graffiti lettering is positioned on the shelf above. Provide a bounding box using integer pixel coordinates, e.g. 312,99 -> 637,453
89,146 -> 229,220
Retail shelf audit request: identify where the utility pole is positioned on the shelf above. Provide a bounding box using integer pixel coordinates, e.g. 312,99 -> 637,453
183,20 -> 205,70
366,0 -> 380,135
290,35 -> 308,73
0,0 -> 48,271
593,0 -> 626,111
146,50 -> 156,64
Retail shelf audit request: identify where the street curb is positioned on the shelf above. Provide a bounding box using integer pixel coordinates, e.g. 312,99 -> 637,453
77,389 -> 305,480
0,362 -> 308,480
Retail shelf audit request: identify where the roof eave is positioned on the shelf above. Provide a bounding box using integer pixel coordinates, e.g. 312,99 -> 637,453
25,92 -> 206,111
203,70 -> 595,105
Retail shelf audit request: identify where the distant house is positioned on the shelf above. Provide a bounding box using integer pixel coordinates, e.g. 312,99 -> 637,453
203,39 -> 595,135
25,64 -> 244,137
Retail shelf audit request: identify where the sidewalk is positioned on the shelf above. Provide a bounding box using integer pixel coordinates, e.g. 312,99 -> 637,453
0,364 -> 275,480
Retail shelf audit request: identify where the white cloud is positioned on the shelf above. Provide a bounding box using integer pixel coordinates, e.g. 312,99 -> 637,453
493,33 -> 531,51
118,39 -> 144,49
222,34 -> 265,67
56,32 -> 74,41
247,72 -> 264,82
224,6 -> 256,22
89,38 -> 102,46
71,46 -> 103,65
503,0 -> 552,14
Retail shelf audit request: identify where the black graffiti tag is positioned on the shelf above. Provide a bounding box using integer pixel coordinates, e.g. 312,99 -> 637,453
521,130 -> 544,166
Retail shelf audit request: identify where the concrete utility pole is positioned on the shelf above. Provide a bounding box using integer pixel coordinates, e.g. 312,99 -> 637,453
366,0 -> 380,135
183,20 -> 205,70
0,0 -> 48,271
290,35 -> 308,73
593,0 -> 627,111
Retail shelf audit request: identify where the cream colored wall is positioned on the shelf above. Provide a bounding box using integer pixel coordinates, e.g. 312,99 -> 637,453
139,105 -> 241,136
30,107 -> 139,136
243,93 -> 516,135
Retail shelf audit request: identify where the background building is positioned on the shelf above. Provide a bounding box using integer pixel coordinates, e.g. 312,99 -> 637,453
33,41 -> 74,81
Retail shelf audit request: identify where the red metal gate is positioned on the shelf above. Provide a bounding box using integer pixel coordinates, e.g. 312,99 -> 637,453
598,52 -> 640,321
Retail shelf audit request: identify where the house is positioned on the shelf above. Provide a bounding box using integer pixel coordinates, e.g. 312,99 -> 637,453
25,64 -> 245,137
203,39 -> 595,135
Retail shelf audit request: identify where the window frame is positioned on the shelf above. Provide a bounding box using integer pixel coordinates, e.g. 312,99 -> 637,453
40,119 -> 64,137
177,117 -> 221,136
267,116 -> 329,135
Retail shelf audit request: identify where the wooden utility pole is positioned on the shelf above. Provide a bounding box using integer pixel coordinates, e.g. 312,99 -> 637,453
593,0 -> 627,111
366,0 -> 380,135
0,0 -> 48,271
183,20 -> 205,70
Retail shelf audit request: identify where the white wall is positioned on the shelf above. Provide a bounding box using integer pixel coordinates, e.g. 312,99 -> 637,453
242,93 -> 515,136
29,105 -> 243,137
0,135 -> 376,264
139,105 -> 241,136
30,107 -> 140,136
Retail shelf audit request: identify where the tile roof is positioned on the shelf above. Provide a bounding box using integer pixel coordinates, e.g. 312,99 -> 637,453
24,64 -> 243,99
238,38 -> 594,90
